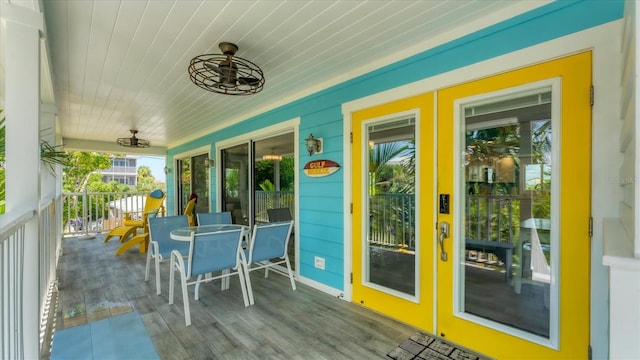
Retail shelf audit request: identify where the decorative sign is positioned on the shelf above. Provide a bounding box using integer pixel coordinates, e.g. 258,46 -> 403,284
303,159 -> 340,177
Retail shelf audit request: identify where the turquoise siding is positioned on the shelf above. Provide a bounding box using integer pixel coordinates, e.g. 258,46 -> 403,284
168,0 -> 624,291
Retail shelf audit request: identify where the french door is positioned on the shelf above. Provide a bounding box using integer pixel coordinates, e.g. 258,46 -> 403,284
351,93 -> 435,331
351,52 -> 591,358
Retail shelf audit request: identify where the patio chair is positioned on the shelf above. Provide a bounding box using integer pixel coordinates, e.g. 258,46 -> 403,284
183,198 -> 197,226
105,189 -> 166,244
145,215 -> 191,295
243,221 -> 295,305
196,211 -> 232,225
169,228 -> 249,326
267,208 -> 292,222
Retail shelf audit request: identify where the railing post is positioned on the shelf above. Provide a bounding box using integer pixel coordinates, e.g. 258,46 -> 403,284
78,188 -> 95,240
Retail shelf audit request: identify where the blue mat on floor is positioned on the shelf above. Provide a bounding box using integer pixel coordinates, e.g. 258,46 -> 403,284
51,311 -> 159,360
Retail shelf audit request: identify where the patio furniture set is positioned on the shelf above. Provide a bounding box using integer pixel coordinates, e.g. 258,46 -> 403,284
104,190 -> 296,326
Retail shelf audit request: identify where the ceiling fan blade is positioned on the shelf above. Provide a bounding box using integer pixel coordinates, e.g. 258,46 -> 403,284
203,61 -> 218,72
239,77 -> 259,86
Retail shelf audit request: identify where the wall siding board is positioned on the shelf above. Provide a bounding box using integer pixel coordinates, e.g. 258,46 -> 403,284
301,223 -> 344,243
621,139 -> 636,183
299,211 -> 343,229
296,181 -> 343,195
621,92 -> 635,151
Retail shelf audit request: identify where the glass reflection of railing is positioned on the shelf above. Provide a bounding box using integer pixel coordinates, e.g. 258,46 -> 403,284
254,191 -> 294,222
369,193 -> 415,250
466,195 -> 520,245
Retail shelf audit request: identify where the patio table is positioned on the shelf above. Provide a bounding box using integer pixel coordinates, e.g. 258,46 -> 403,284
170,224 -> 249,242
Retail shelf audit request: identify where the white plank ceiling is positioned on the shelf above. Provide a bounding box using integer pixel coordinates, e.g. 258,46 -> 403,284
23,1 -> 546,152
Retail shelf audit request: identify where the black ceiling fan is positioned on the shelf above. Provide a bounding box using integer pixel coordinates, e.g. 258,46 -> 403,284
189,42 -> 265,95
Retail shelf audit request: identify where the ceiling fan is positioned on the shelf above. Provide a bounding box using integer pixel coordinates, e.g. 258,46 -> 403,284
188,42 -> 265,95
116,130 -> 150,148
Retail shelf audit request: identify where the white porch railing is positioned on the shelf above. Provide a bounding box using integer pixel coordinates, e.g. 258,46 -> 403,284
61,190 -> 296,236
62,190 -> 155,236
369,194 -> 416,250
0,196 -> 62,359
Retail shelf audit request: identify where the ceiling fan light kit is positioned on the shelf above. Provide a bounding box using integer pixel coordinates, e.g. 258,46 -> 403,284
117,130 -> 150,148
189,42 -> 265,95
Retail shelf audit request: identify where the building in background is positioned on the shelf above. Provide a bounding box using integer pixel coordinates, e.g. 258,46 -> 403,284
102,156 -> 137,186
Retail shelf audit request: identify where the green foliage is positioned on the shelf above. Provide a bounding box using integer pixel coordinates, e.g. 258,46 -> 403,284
41,139 -> 70,175
369,142 -> 409,195
254,157 -> 294,191
136,165 -> 164,192
63,151 -> 113,192
259,179 -> 275,191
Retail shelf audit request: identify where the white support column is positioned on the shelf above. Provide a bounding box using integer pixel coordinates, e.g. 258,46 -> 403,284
40,106 -> 57,200
3,3 -> 44,358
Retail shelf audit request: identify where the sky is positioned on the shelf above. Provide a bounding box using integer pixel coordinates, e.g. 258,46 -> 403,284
137,156 -> 166,183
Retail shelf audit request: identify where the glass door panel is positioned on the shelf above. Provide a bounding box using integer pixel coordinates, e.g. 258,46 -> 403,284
462,88 -> 553,338
176,158 -> 191,213
176,154 -> 210,215
253,132 -> 296,269
221,143 -> 250,225
191,154 -> 210,214
252,133 -> 295,224
366,117 -> 416,295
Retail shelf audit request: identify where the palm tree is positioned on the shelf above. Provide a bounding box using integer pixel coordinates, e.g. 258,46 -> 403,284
369,141 -> 408,195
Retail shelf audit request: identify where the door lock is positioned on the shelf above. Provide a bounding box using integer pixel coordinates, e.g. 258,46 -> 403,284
439,222 -> 450,261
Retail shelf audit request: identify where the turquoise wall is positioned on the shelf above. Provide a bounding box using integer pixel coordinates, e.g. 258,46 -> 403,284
167,0 -> 623,291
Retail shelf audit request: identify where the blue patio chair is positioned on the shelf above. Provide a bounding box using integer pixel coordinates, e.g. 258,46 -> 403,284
267,208 -> 292,222
169,228 -> 249,326
243,221 -> 295,305
196,211 -> 232,225
145,216 -> 190,295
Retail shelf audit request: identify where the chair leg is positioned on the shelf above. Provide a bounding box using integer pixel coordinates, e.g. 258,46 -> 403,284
195,274 -> 203,301
144,246 -> 153,282
221,269 -> 230,290
244,265 -> 255,306
237,267 -> 249,307
155,256 -> 162,295
169,257 -> 176,305
181,272 -> 191,327
285,258 -> 296,291
169,253 -> 191,327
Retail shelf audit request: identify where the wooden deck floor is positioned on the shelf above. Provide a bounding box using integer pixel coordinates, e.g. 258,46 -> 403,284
50,234 -> 418,359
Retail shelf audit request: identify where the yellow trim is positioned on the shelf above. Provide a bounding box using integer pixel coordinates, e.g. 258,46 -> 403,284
436,52 -> 592,358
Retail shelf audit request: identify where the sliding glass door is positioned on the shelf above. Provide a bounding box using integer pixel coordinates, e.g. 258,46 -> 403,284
220,133 -> 295,227
221,143 -> 250,225
219,132 -> 296,268
176,153 -> 210,215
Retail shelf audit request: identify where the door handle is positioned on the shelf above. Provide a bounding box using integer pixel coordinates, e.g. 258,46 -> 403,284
439,221 -> 450,261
